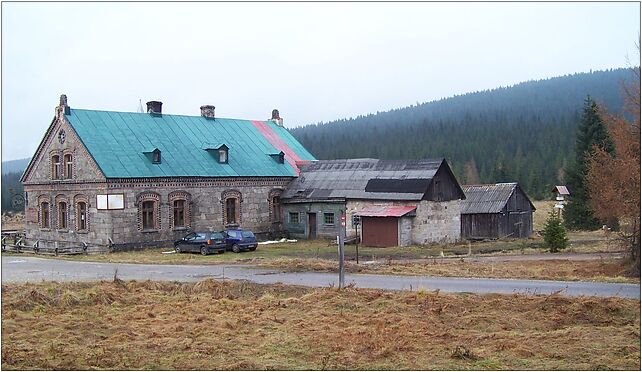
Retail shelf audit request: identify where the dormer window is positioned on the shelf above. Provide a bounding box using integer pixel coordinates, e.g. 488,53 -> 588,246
143,148 -> 161,164
270,151 -> 285,164
219,148 -> 228,163
203,143 -> 229,164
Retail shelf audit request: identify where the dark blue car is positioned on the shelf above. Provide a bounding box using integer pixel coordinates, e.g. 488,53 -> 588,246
174,231 -> 227,255
223,229 -> 258,253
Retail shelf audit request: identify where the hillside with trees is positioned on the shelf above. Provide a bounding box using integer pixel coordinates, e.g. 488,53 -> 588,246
291,69 -> 633,199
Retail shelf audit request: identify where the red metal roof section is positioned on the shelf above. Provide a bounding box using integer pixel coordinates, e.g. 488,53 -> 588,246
355,205 -> 417,217
552,185 -> 570,195
251,120 -> 302,174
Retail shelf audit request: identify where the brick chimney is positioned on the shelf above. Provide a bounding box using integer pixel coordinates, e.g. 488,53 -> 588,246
146,101 -> 162,114
271,109 -> 283,126
200,105 -> 216,120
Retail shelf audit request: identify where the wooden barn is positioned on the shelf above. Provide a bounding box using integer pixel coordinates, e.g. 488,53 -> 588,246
461,183 -> 535,239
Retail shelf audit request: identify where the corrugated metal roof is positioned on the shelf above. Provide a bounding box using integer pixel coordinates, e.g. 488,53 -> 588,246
355,205 -> 417,217
66,109 -> 316,178
282,158 -> 444,201
461,183 -> 517,214
552,185 -> 570,195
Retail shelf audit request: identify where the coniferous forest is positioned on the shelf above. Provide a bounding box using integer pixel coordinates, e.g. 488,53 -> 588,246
0,68 -> 635,213
291,69 -> 633,200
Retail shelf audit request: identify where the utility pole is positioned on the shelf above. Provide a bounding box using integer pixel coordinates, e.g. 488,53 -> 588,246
338,213 -> 346,288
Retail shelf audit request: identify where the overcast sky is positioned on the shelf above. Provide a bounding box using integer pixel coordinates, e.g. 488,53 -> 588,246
2,2 -> 639,161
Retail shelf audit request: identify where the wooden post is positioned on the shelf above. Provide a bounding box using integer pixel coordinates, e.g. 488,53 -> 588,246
338,213 -> 346,289
352,214 -> 361,264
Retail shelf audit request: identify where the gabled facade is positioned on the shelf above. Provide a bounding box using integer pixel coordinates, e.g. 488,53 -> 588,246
21,95 -> 315,251
460,183 -> 536,239
280,158 -> 466,246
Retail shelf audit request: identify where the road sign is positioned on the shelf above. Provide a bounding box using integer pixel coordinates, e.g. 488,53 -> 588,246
340,214 -> 346,227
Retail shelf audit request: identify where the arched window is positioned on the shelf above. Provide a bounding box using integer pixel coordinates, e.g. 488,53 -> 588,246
41,202 -> 50,228
64,154 -> 73,179
142,201 -> 155,229
51,155 -> 61,179
226,198 -> 237,224
169,191 -> 191,230
74,194 -> 89,232
221,190 -> 242,226
137,192 -> 161,231
58,202 -> 68,229
77,202 -> 87,230
268,189 -> 283,223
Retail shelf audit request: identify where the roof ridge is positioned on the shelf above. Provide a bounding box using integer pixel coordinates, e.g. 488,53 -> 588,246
69,108 -> 266,123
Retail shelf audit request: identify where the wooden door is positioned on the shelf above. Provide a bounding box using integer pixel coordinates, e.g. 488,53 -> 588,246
362,217 -> 398,247
308,213 -> 317,239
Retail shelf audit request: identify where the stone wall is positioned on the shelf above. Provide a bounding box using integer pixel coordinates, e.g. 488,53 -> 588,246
411,199 -> 461,244
22,115 -> 106,184
24,178 -> 291,252
345,199 -> 461,245
399,216 -> 413,246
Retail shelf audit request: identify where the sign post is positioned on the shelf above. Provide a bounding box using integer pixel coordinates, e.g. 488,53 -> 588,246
352,214 -> 361,264
338,213 -> 346,288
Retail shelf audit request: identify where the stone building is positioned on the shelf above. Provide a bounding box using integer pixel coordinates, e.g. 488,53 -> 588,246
21,96 -> 315,252
280,158 -> 466,247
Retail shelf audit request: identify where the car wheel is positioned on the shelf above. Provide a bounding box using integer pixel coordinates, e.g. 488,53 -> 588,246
175,246 -> 181,253
232,244 -> 241,253
200,246 -> 208,256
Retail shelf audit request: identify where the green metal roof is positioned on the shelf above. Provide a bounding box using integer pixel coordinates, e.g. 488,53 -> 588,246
65,109 -> 316,178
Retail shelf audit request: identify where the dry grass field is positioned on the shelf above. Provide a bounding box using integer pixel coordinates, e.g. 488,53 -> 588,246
259,257 -> 638,283
2,279 -> 639,370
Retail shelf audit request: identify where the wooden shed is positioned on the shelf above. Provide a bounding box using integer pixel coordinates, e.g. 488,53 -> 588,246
461,183 -> 535,239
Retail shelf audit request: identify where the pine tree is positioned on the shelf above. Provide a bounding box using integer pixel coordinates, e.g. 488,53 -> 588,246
543,210 -> 569,252
563,96 -> 614,230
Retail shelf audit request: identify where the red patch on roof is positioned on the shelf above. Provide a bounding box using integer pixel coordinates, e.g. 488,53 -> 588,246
355,205 -> 417,217
553,185 -> 570,195
251,120 -> 302,174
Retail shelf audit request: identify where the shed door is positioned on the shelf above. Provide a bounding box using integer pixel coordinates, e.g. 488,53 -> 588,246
362,217 -> 398,247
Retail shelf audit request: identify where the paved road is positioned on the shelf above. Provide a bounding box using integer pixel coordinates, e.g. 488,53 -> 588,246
392,251 -> 628,264
2,256 -> 639,299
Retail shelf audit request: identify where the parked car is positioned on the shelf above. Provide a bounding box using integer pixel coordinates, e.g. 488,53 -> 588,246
174,232 -> 227,255
222,229 -> 258,253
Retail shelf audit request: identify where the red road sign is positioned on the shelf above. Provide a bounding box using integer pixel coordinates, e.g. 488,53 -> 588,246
340,214 -> 346,227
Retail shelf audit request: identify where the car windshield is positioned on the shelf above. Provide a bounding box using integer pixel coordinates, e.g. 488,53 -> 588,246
226,231 -> 239,238
210,232 -> 224,239
241,231 -> 255,238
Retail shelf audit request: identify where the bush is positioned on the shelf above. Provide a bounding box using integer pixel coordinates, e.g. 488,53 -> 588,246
543,210 -> 569,252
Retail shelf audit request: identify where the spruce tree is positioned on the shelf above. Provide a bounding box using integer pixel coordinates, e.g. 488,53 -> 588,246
563,96 -> 614,230
543,210 -> 569,252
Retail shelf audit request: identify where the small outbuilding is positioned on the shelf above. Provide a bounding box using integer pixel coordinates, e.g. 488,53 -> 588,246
280,158 -> 466,246
461,183 -> 535,239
